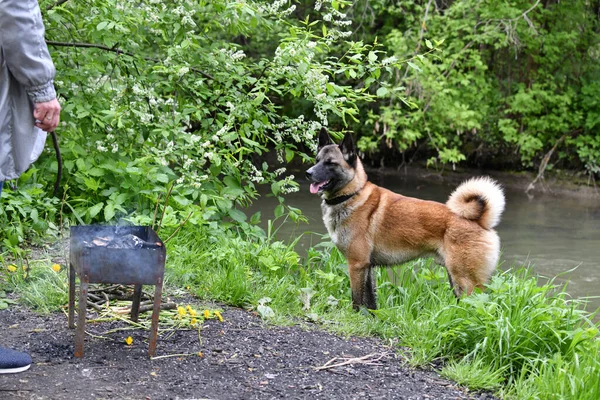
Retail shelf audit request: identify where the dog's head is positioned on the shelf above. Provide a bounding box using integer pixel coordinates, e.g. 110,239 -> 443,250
306,128 -> 357,196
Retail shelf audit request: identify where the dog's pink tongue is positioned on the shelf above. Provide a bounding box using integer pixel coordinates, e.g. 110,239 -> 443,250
310,182 -> 323,194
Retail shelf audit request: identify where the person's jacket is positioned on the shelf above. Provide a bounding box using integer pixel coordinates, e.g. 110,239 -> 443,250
0,0 -> 57,181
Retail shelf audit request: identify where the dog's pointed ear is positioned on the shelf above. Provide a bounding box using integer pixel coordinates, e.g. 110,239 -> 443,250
339,133 -> 357,167
317,127 -> 333,152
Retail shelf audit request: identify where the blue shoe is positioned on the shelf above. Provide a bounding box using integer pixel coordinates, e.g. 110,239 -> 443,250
0,347 -> 32,374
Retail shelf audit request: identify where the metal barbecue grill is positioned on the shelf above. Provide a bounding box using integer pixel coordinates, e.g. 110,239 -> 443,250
69,225 -> 166,357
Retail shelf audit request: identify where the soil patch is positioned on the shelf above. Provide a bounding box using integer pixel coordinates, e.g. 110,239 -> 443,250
0,301 -> 490,400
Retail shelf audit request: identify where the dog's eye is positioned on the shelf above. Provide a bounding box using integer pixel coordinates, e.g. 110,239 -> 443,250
324,160 -> 337,166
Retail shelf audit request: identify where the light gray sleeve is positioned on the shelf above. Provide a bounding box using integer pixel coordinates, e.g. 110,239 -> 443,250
0,0 -> 56,103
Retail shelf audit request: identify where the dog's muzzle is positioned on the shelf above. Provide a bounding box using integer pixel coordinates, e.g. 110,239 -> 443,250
305,167 -> 314,181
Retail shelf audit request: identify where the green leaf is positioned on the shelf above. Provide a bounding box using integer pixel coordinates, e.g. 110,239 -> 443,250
87,167 -> 105,177
224,176 -> 241,190
407,61 -> 422,72
200,194 -> 208,208
376,87 -> 388,97
96,21 -> 109,31
274,204 -> 285,218
82,177 -> 100,191
228,208 -> 247,223
156,174 -> 169,183
285,148 -> 295,163
250,211 -> 261,225
88,202 -> 104,219
104,203 -> 115,222
425,39 -> 433,49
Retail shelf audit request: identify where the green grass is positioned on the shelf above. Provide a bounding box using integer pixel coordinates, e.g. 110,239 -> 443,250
3,222 -> 599,399
165,224 -> 600,399
0,260 -> 68,313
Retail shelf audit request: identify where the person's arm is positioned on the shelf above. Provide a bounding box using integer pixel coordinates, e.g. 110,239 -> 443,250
0,0 -> 60,131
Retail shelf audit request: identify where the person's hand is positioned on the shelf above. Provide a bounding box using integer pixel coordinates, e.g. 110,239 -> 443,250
33,98 -> 61,132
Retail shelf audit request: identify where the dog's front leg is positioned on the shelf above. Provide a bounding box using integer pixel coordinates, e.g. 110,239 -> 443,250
348,260 -> 376,310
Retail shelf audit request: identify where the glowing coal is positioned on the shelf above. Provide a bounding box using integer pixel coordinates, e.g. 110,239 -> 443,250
83,233 -> 162,249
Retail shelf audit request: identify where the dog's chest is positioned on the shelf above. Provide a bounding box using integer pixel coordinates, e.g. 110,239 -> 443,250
321,203 -> 351,250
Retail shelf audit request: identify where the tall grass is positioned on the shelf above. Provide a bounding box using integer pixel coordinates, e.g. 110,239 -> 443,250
3,221 -> 599,399
166,224 -> 600,399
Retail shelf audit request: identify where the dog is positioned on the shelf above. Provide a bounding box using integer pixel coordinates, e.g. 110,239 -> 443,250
306,128 -> 505,310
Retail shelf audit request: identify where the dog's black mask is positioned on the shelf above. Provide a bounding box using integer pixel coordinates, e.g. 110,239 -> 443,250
306,128 -> 356,195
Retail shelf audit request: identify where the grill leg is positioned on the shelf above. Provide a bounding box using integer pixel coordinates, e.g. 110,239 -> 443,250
131,284 -> 143,322
148,277 -> 163,357
68,263 -> 76,329
75,276 -> 88,358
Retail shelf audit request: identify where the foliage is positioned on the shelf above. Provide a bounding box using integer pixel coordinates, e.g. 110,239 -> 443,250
3,0 -> 596,246
350,0 -> 600,176
1,0 -> 418,242
4,0 -> 445,245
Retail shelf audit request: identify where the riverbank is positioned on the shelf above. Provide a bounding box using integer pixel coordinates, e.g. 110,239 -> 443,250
1,223 -> 599,399
0,301 -> 482,400
367,164 -> 599,200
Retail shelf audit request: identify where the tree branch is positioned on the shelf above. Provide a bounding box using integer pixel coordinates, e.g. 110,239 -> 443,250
46,40 -> 214,80
526,129 -> 581,193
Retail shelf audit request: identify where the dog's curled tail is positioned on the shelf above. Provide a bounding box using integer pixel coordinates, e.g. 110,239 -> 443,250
446,177 -> 505,230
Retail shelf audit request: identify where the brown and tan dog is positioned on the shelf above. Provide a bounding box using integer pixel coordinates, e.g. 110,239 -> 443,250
306,129 -> 505,310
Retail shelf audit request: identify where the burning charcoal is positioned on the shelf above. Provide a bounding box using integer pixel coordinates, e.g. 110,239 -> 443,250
91,236 -> 113,246
105,234 -> 162,249
107,234 -> 144,249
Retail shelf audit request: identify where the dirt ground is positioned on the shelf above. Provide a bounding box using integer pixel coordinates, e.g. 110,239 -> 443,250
0,298 -> 494,400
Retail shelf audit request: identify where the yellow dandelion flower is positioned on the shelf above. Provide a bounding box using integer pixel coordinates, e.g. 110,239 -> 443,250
177,306 -> 187,318
203,309 -> 211,319
190,318 -> 198,326
51,263 -> 61,273
189,308 -> 197,317
125,336 -> 133,346
214,311 -> 223,322
7,265 -> 17,273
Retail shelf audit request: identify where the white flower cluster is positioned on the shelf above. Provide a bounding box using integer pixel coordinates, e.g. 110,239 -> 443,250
172,5 -> 196,27
257,0 -> 296,17
315,0 -> 330,12
278,175 -> 299,194
214,48 -> 246,69
382,56 -> 398,66
274,41 -> 315,65
248,163 -> 265,184
273,116 -> 322,156
177,66 -> 190,77
319,1 -> 353,45
96,141 -> 108,153
325,28 -> 352,45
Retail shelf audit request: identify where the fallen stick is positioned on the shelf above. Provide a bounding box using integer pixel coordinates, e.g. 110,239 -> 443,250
113,302 -> 177,314
138,302 -> 177,313
86,300 -> 104,311
314,352 -> 389,371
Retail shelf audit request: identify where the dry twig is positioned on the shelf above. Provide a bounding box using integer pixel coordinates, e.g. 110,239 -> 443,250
314,352 -> 389,371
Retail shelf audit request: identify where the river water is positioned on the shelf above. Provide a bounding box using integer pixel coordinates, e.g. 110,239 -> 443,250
248,169 -> 600,311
